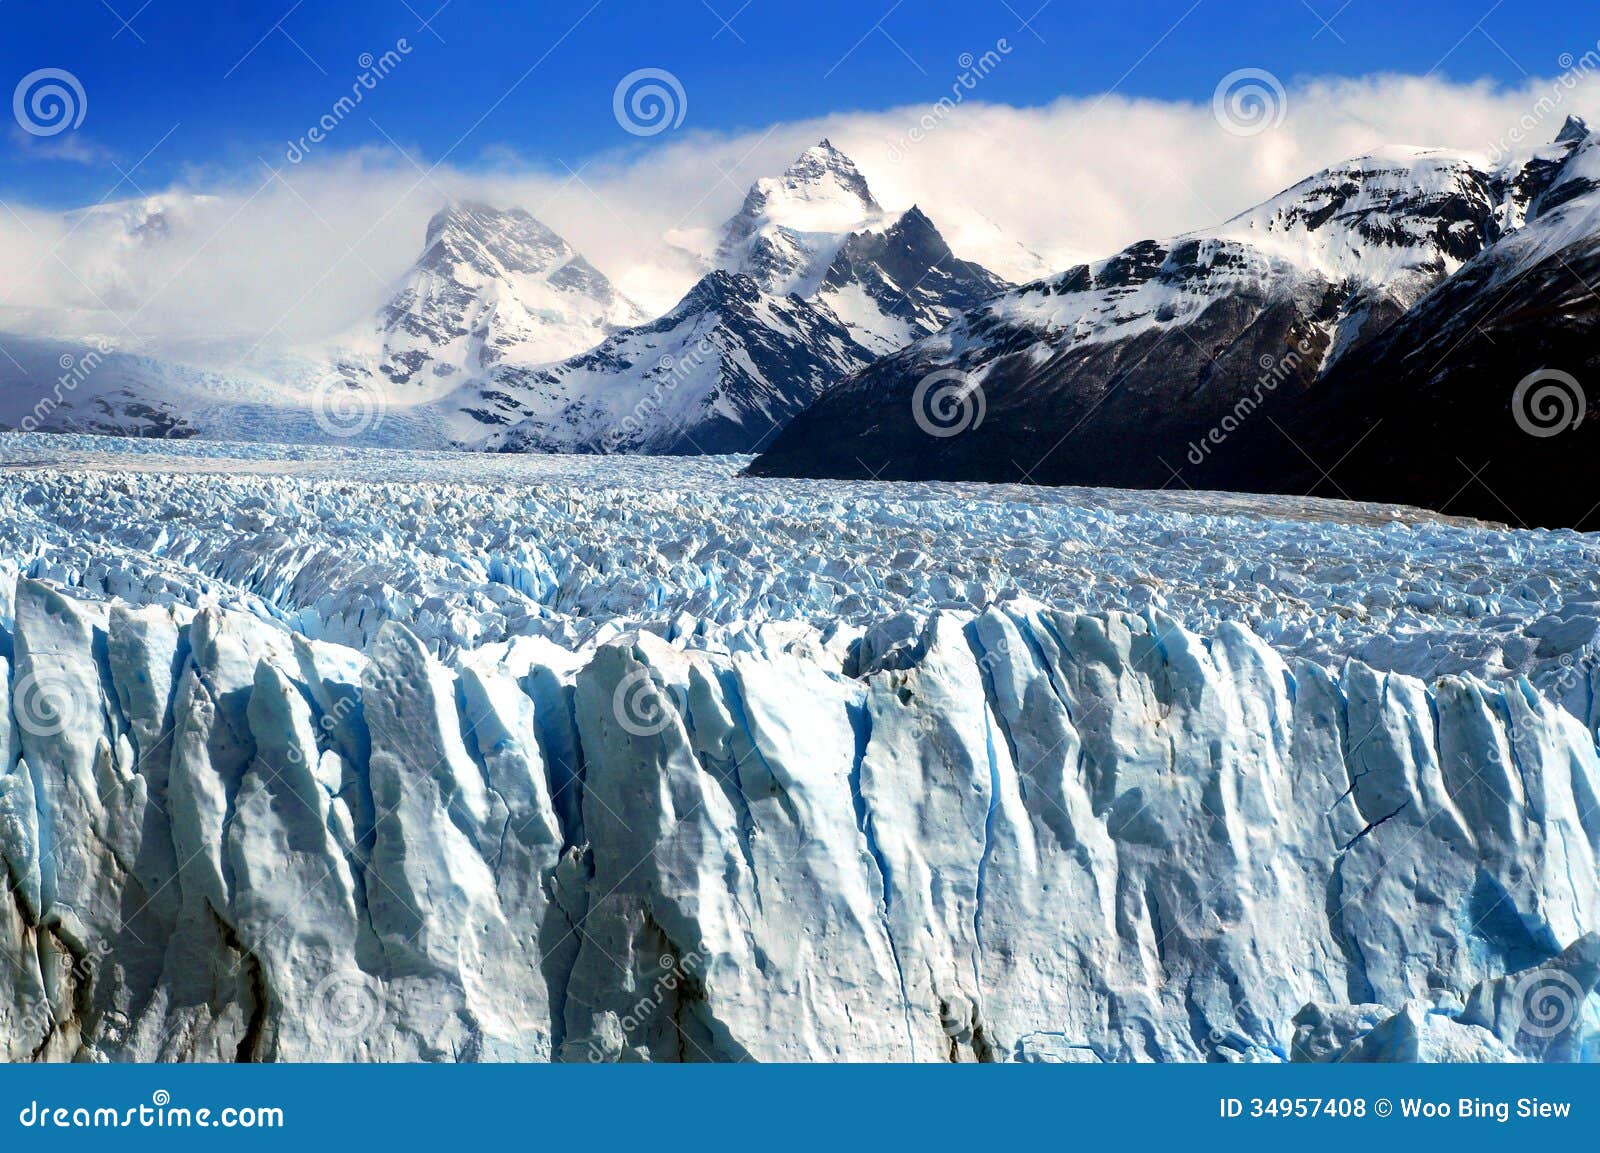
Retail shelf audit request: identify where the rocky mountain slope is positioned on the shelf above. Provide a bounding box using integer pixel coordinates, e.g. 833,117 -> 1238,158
712,140 -> 1009,354
444,270 -> 878,453
750,122 -> 1592,514
1211,124 -> 1600,529
423,142 -> 1008,452
372,202 -> 645,390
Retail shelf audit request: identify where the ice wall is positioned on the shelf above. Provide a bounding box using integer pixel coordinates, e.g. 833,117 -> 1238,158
2,579 -> 1597,1062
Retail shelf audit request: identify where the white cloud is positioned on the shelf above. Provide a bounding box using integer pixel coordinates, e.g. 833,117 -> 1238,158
2,69 -> 1598,351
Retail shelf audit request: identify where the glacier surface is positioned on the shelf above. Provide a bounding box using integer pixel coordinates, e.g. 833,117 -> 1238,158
2,435 -> 1599,1062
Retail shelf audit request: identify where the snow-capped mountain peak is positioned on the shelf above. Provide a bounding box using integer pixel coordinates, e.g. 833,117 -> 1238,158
375,201 -> 643,390
714,140 -> 889,296
745,138 -> 881,228
814,203 -> 1012,353
750,120 -> 1596,503
1556,114 -> 1592,146
711,142 -> 1009,352
1208,146 -> 1540,306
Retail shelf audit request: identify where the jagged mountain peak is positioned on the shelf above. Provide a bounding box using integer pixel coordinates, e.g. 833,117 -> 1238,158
772,139 -> 880,211
714,142 -> 888,294
1202,146 -> 1555,306
675,267 -> 764,309
418,200 -> 583,278
813,206 -> 1010,354
751,134 -> 1600,496
1557,114 -> 1592,145
712,143 -> 1007,353
374,200 -> 642,388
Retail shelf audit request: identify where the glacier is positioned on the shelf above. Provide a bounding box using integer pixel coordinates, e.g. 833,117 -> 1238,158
2,435 -> 1599,1062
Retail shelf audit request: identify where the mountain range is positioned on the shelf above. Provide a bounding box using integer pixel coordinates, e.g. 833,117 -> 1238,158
5,124 -> 1600,526
750,118 -> 1600,529
0,141 -> 1007,456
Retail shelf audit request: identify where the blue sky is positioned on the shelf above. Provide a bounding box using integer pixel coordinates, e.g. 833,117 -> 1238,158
0,0 -> 1589,207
